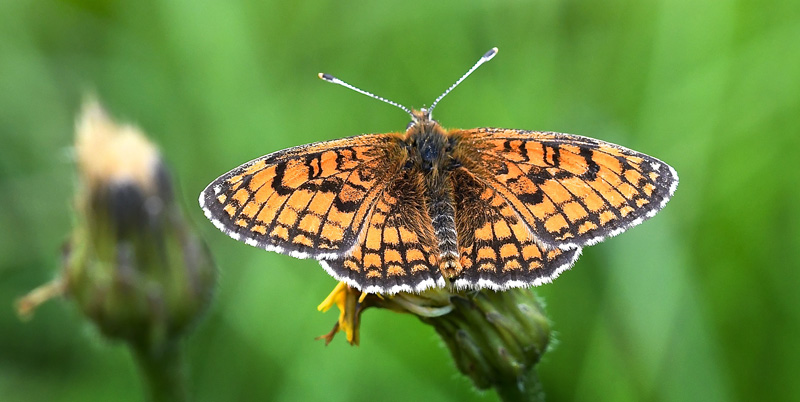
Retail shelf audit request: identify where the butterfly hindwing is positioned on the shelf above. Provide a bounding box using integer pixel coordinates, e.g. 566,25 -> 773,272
453,128 -> 679,249
320,169 -> 445,294
450,167 -> 582,290
199,134 -> 405,259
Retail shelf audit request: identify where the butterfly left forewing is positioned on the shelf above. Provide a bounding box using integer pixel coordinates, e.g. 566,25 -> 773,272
452,128 -> 678,249
200,134 -> 405,259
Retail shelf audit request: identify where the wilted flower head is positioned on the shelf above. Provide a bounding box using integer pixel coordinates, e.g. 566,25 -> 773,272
18,99 -> 216,353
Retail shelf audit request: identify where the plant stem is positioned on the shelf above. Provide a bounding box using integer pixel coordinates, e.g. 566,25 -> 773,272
131,342 -> 188,402
494,369 -> 545,402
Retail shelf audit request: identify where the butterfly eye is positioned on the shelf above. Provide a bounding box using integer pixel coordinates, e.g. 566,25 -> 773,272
406,121 -> 415,130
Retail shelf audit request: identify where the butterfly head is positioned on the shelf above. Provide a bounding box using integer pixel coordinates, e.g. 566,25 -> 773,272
402,108 -> 456,175
408,108 -> 437,130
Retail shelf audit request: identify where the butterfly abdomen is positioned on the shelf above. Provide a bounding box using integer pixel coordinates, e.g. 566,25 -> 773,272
425,173 -> 461,278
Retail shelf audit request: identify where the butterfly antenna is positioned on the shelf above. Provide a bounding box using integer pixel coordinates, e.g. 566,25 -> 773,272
318,73 -> 413,117
428,47 -> 498,115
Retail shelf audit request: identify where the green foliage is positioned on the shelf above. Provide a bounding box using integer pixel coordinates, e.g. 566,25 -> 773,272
1,0 -> 798,401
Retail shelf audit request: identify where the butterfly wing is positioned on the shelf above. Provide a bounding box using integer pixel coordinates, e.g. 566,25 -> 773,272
450,166 -> 581,290
199,134 -> 405,259
320,169 -> 446,294
453,128 -> 678,249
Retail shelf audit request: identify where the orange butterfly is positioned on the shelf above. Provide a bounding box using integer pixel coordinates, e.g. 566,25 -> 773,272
199,48 -> 678,294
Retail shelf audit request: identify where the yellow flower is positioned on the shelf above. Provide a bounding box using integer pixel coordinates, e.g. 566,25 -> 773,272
316,280 -> 460,345
316,282 -> 365,345
316,282 -> 456,345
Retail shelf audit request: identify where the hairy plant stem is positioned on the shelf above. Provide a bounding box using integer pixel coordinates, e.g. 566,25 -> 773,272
494,369 -> 545,402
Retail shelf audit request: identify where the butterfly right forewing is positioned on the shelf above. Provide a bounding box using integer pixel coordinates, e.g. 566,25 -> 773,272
453,128 -> 678,250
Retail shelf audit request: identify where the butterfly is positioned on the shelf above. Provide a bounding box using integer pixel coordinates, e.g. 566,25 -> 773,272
199,48 -> 678,294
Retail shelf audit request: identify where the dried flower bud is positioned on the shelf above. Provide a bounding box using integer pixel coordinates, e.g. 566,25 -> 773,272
68,99 -> 216,351
18,99 -> 216,353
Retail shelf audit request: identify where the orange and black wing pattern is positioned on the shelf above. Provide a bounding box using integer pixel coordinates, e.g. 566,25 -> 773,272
320,169 -> 447,294
450,166 -> 581,290
453,128 -> 679,251
198,48 -> 680,295
199,134 -> 405,259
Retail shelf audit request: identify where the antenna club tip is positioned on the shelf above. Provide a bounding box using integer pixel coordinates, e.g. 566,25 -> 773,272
318,73 -> 334,81
484,47 -> 499,60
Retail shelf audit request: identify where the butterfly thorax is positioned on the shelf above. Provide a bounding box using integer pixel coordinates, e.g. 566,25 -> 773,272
402,109 -> 463,278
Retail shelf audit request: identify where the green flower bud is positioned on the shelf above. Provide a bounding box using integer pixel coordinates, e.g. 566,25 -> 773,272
419,289 -> 549,401
318,284 -> 550,401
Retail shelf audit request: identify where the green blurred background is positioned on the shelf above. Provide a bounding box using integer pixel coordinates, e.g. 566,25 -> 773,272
2,0 -> 799,401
